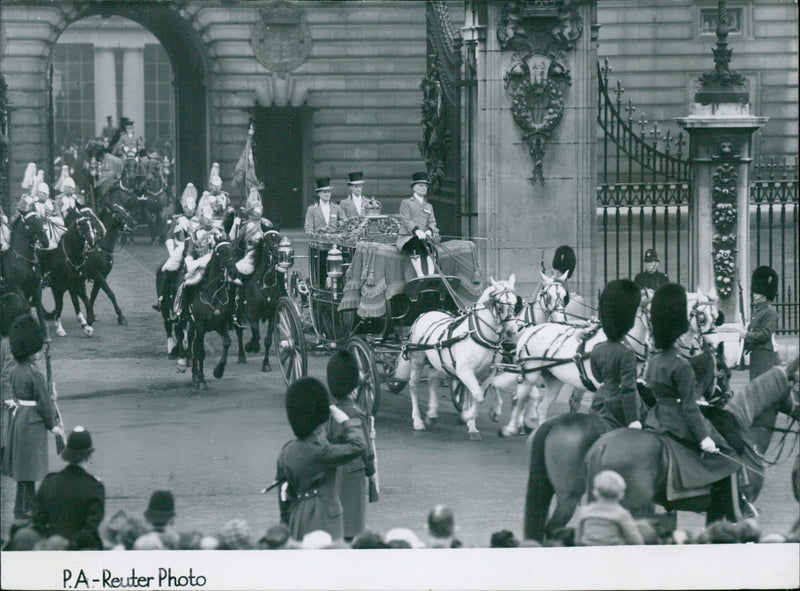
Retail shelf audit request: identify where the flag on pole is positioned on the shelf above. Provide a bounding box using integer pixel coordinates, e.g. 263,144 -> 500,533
232,126 -> 262,200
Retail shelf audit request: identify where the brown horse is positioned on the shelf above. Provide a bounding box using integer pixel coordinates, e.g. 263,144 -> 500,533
524,358 -> 799,542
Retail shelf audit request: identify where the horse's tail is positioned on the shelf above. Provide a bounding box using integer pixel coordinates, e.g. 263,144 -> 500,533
523,418 -> 558,542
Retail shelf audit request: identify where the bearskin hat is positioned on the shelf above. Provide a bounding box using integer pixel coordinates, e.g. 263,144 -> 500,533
9,314 -> 44,362
327,350 -> 360,400
0,294 -> 31,338
751,266 -> 778,301
651,283 -> 689,350
285,377 -> 331,438
552,245 -> 576,278
599,279 -> 641,341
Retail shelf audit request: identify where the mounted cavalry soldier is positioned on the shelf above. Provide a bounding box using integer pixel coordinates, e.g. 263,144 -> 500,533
339,171 -> 367,220
396,172 -> 440,278
198,164 -> 232,229
230,187 -> 274,277
54,175 -> 81,219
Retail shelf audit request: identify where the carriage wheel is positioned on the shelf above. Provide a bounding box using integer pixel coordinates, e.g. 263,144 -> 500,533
273,297 -> 307,386
450,378 -> 470,413
345,337 -> 381,416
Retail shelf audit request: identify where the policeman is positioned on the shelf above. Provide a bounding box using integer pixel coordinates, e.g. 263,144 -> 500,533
634,248 -> 670,291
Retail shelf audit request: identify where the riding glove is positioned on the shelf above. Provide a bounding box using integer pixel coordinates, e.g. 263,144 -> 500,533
700,436 -> 718,454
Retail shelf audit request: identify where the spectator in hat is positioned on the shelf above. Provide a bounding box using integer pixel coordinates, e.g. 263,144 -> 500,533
276,377 -> 367,542
396,172 -> 440,278
743,265 -> 779,379
634,249 -> 670,292
574,470 -> 644,546
134,490 -> 178,550
339,171 -> 367,219
326,351 -> 377,542
0,316 -> 63,524
589,279 -> 646,429
305,178 -> 344,235
426,504 -> 462,548
31,426 -> 105,550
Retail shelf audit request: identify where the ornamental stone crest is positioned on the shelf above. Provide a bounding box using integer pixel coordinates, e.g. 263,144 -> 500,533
251,1 -> 312,79
497,0 -> 583,184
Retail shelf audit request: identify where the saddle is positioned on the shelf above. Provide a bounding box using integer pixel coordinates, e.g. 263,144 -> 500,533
659,433 -> 740,502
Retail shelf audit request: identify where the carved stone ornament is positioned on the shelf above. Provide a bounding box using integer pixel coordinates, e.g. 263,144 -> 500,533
711,142 -> 739,297
251,1 -> 312,79
497,0 -> 583,184
419,62 -> 449,192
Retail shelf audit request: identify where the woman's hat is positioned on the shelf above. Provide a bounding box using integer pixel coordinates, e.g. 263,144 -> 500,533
410,172 -> 429,186
61,426 -> 95,462
751,266 -> 778,301
599,279 -> 641,341
315,178 -> 332,191
348,171 -> 365,185
285,377 -> 331,438
9,315 -> 44,362
326,350 -> 360,400
552,245 -> 576,279
144,490 -> 175,526
651,283 -> 689,350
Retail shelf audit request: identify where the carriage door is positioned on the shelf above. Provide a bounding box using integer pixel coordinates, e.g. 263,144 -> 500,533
252,107 -> 308,229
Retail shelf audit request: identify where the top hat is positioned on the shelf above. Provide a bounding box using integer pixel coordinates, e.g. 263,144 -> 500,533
651,283 -> 689,350
552,245 -> 576,279
61,426 -> 95,463
285,377 -> 331,438
348,171 -> 365,185
411,172 -> 429,187
121,117 -> 134,127
751,266 -> 778,301
144,490 -> 176,526
599,279 -> 641,341
326,350 -> 360,399
315,178 -> 332,191
644,248 -> 659,263
9,315 -> 44,362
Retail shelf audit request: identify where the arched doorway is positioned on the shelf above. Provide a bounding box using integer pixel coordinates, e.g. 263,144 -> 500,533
50,2 -> 208,199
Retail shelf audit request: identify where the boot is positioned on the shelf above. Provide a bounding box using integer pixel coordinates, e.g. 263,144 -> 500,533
171,283 -> 185,321
426,255 -> 436,276
410,255 -> 424,278
152,295 -> 163,312
232,289 -> 246,329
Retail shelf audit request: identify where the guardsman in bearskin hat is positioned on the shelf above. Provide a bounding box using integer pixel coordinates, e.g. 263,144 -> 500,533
589,279 -> 646,429
326,351 -> 378,542
276,377 -> 367,542
643,284 -> 720,454
31,426 -> 105,550
396,172 -> 440,278
304,178 -> 344,235
551,245 -> 576,282
1,315 -> 63,523
743,266 -> 780,379
339,171 -> 367,220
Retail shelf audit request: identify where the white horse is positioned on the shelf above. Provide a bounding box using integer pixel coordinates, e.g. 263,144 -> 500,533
398,275 -> 520,440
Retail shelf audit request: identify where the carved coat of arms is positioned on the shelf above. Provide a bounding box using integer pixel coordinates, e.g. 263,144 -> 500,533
497,0 -> 583,184
251,1 -> 312,78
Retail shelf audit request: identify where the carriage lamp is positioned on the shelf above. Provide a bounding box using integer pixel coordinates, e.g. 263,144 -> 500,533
277,236 -> 295,273
327,244 -> 344,293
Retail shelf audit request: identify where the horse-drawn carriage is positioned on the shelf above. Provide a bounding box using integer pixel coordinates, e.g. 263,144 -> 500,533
279,222 -> 488,422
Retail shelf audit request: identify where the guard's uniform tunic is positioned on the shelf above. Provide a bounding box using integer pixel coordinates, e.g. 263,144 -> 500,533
590,340 -> 642,428
744,299 -> 778,380
276,418 -> 366,541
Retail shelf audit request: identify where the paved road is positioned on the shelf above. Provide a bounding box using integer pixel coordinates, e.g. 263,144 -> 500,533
2,235 -> 797,547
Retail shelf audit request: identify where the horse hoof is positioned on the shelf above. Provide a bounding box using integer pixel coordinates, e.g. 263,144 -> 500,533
213,365 -> 225,379
424,416 -> 438,429
237,354 -> 247,364
83,326 -> 94,337
468,431 -> 482,441
413,420 -> 426,431
523,425 -> 535,435
118,316 -> 127,326
457,416 -> 466,425
244,342 -> 260,354
56,327 -> 67,337
197,381 -> 208,391
177,360 -> 187,373
261,363 -> 271,373
191,373 -> 199,384
489,410 -> 500,423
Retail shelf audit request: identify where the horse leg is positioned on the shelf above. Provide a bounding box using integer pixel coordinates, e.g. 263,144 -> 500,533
568,387 -> 585,413
500,378 -> 536,437
177,319 -> 190,374
70,288 -> 94,337
423,368 -> 440,428
53,286 -> 67,337
456,369 -> 486,441
235,324 -> 247,364
536,375 -> 564,425
408,355 -> 426,431
262,313 -> 274,373
76,284 -> 95,334
97,277 -> 126,325
213,327 -> 231,379
192,326 -> 207,390
245,322 -> 261,354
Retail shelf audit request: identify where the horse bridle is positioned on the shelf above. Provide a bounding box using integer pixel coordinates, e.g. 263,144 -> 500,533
10,212 -> 45,264
483,285 -> 520,339
536,281 -> 568,322
689,299 -> 718,336
62,215 -> 96,273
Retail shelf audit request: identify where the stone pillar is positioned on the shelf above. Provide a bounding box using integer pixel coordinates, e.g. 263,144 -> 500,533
471,1 -> 597,299
678,106 -> 765,323
94,48 -> 118,137
121,48 -> 145,134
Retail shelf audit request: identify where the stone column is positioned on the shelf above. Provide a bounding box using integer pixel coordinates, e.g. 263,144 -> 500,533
94,48 -> 117,137
471,1 -> 597,299
121,48 -> 145,134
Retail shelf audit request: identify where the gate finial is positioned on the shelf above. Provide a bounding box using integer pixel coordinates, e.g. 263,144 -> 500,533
696,0 -> 747,103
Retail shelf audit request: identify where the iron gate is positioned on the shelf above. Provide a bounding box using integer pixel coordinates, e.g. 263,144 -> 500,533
596,60 -> 693,287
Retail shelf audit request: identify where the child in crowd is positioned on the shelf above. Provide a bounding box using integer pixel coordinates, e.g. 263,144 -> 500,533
574,470 -> 644,546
